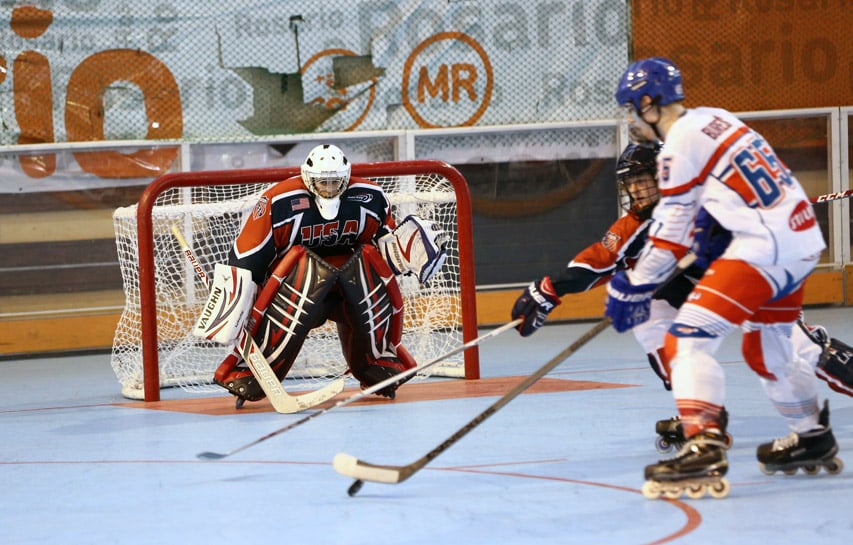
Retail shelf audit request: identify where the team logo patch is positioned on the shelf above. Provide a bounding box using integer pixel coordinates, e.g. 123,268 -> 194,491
253,196 -> 269,218
701,116 -> 731,139
788,200 -> 816,231
347,193 -> 372,203
292,197 -> 310,211
601,231 -> 621,252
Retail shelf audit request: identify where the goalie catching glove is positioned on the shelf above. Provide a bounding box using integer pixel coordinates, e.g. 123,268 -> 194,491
192,264 -> 258,345
378,214 -> 449,284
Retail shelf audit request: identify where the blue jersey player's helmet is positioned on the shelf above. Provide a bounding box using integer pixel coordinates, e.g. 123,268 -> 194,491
615,57 -> 684,113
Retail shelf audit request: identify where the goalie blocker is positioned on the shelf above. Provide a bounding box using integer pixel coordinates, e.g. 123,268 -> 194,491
199,244 -> 417,404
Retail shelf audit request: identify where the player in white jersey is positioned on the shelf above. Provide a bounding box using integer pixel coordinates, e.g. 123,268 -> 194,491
607,57 -> 841,499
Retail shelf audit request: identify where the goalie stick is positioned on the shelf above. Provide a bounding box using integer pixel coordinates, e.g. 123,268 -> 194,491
335,253 -> 699,495
171,225 -> 345,414
196,318 -> 523,460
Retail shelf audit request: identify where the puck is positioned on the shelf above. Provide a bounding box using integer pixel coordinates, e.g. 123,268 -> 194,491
347,479 -> 364,497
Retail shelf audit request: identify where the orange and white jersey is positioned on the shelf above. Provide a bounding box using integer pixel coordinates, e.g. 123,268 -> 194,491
632,107 -> 825,285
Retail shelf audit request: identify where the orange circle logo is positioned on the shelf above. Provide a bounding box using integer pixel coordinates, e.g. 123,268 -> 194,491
301,48 -> 377,132
402,31 -> 493,128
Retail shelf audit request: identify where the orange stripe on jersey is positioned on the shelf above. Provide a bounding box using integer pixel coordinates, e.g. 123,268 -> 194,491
648,236 -> 690,259
660,125 -> 750,198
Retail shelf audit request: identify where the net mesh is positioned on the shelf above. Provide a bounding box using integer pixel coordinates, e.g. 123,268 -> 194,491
112,171 -> 465,400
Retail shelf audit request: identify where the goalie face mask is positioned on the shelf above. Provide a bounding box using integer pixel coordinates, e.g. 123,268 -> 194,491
301,144 -> 352,219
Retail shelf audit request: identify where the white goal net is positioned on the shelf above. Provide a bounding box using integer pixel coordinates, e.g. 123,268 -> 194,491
111,161 -> 477,401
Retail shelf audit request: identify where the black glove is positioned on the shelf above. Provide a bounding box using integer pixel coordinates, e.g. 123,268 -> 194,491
511,277 -> 561,337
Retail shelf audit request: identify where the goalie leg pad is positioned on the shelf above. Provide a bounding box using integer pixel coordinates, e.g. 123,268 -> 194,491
213,246 -> 340,401
336,245 -> 417,398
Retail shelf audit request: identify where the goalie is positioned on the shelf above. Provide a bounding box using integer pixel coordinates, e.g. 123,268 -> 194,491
194,144 -> 448,406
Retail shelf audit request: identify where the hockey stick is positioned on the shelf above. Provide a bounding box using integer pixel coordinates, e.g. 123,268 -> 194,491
333,317 -> 611,494
196,318 -> 522,460
335,253 -> 699,495
811,189 -> 853,204
170,225 -> 345,414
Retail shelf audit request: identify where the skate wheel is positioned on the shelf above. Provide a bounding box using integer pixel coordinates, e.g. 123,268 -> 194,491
641,481 -> 662,499
663,488 -> 681,499
783,468 -> 797,476
803,465 -> 820,475
758,463 -> 775,476
723,432 -> 734,449
655,436 -> 673,453
685,484 -> 706,499
826,457 -> 844,475
707,479 -> 730,499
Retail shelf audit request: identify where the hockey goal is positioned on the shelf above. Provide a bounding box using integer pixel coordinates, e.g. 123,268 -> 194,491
111,160 -> 479,401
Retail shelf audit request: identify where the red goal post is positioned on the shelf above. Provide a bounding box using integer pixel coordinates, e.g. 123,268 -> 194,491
116,160 -> 479,402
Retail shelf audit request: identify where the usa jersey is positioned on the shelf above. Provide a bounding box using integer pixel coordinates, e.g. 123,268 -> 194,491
648,107 -> 825,270
228,175 -> 396,285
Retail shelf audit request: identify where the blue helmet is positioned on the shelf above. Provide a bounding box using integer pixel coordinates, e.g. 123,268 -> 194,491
615,57 -> 684,112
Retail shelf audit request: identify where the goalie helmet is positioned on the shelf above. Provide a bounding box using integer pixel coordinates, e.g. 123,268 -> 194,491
301,144 -> 351,220
615,57 -> 684,114
616,142 -> 661,219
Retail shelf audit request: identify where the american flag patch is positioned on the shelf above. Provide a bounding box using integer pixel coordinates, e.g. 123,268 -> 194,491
253,196 -> 269,219
601,231 -> 621,252
292,197 -> 310,211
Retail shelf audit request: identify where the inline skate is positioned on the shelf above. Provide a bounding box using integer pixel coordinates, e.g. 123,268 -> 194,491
654,407 -> 732,453
757,400 -> 844,476
642,430 -> 731,500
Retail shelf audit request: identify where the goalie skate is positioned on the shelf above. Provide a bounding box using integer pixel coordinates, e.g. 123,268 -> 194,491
642,431 -> 731,500
757,400 -> 844,476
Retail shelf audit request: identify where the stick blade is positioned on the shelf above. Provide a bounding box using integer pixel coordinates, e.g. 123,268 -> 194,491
292,377 -> 346,412
333,452 -> 404,484
197,451 -> 227,460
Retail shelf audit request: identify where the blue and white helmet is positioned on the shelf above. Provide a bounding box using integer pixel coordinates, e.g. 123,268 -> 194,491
615,57 -> 684,113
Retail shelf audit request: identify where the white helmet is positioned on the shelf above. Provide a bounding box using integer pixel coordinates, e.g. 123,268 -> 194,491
301,144 -> 351,220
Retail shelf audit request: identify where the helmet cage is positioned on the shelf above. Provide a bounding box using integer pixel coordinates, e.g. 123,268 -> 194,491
616,143 -> 660,216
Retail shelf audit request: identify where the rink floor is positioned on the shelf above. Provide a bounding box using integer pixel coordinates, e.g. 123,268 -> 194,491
3,306 -> 853,545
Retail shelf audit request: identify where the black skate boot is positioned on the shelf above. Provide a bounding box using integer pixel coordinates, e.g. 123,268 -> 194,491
756,400 -> 844,476
642,430 -> 731,500
654,407 -> 732,453
815,337 -> 853,397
